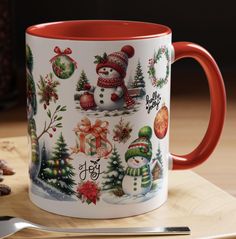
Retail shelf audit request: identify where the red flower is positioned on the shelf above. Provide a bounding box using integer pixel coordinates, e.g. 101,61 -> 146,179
76,181 -> 101,205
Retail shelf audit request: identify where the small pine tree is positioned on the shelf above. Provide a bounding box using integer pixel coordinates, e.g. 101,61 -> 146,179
41,133 -> 76,195
152,143 -> 164,179
132,60 -> 145,88
76,70 -> 89,91
102,147 -> 125,191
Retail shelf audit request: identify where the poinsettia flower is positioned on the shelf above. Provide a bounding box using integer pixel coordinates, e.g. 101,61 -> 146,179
76,180 -> 101,205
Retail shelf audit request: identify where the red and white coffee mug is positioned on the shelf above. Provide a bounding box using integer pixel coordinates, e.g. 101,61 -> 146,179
26,20 -> 226,218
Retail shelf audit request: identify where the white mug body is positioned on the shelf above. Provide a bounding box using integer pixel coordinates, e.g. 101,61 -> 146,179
26,22 -> 171,218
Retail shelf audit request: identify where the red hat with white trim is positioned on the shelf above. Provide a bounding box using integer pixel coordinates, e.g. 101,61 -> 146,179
96,45 -> 134,78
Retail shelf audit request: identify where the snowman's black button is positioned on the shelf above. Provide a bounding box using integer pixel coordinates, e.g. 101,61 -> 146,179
101,88 -> 105,92
134,182 -> 137,186
134,188 -> 137,191
99,94 -> 103,98
100,100 -> 104,104
134,177 -> 137,181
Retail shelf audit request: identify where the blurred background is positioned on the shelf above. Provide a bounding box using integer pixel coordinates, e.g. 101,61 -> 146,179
0,0 -> 235,194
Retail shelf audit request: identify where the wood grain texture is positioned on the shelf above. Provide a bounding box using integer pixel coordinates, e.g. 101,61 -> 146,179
0,137 -> 236,238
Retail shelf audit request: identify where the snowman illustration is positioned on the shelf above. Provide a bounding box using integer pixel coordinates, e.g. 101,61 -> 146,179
85,45 -> 135,111
122,126 -> 153,196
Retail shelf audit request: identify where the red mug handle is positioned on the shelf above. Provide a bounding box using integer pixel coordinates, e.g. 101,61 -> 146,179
170,42 -> 226,170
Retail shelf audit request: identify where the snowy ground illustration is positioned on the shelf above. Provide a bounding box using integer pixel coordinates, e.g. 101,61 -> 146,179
75,98 -> 143,118
31,178 -> 76,201
102,179 -> 163,204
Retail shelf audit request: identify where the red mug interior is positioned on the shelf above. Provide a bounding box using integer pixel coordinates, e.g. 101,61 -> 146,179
26,20 -> 171,40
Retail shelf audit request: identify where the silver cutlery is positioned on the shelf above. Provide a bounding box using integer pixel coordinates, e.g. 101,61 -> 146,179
0,216 -> 190,238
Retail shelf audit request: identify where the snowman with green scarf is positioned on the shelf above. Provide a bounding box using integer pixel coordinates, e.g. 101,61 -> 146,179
122,126 -> 153,196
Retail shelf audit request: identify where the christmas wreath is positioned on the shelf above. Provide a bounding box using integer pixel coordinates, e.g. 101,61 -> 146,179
148,46 -> 170,88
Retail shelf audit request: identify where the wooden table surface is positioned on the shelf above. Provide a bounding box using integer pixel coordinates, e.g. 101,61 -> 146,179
1,136 -> 236,239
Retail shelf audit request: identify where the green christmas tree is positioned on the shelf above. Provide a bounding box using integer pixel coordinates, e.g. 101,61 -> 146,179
152,143 -> 164,179
76,70 -> 89,91
132,60 -> 145,88
41,133 -> 75,195
26,45 -> 33,72
26,44 -> 37,116
38,142 -> 48,181
28,118 -> 39,180
27,71 -> 37,115
102,146 -> 124,191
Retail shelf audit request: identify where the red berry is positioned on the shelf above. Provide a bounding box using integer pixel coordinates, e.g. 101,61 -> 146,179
52,128 -> 56,132
46,102 -> 50,106
49,133 -> 53,138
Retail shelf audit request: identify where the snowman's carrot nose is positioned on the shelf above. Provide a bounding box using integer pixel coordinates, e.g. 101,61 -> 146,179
99,69 -> 109,75
135,159 -> 140,163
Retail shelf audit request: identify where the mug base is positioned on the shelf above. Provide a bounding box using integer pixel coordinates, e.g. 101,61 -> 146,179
29,189 -> 168,219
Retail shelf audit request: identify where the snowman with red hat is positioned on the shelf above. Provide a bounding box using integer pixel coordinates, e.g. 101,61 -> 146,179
85,45 -> 135,111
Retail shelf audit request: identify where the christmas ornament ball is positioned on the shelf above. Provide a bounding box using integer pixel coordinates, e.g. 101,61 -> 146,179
80,92 -> 96,110
62,169 -> 66,175
52,55 -> 75,79
154,105 -> 169,139
53,169 -> 58,175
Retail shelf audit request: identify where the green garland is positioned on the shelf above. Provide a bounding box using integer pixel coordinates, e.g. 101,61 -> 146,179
147,46 -> 170,88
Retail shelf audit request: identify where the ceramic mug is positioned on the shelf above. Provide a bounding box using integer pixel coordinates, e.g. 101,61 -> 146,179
26,20 -> 226,218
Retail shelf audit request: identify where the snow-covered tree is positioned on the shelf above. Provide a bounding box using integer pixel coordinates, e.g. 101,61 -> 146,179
102,147 -> 124,191
76,70 -> 89,91
152,143 -> 164,179
40,133 -> 75,195
132,60 -> 145,88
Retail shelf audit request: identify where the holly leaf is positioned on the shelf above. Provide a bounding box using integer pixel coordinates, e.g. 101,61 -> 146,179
94,53 -> 108,64
103,52 -> 108,60
56,105 -> 61,111
47,110 -> 51,118
56,116 -> 63,121
94,55 -> 103,64
60,105 -> 67,111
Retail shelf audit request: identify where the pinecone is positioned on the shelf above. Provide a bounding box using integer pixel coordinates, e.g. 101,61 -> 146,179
0,184 -> 11,196
113,188 -> 125,197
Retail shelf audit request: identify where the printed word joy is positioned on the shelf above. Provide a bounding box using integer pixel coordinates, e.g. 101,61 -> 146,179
78,159 -> 103,181
146,91 -> 161,114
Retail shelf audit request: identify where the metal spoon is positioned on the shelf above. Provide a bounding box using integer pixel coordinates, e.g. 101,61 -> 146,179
0,216 -> 190,238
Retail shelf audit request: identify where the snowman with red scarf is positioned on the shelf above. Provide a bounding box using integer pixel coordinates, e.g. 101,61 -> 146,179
85,45 -> 135,111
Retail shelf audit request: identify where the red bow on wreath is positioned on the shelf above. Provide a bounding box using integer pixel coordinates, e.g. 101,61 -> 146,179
50,46 -> 77,68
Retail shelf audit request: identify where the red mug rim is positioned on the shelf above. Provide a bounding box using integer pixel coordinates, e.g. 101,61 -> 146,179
26,20 -> 172,41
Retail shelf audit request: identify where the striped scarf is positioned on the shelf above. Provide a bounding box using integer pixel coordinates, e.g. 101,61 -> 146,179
125,165 -> 152,188
97,77 -> 135,107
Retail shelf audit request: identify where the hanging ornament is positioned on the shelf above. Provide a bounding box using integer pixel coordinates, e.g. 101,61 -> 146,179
50,46 -> 77,79
79,92 -> 96,110
154,104 -> 169,139
62,169 -> 66,175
